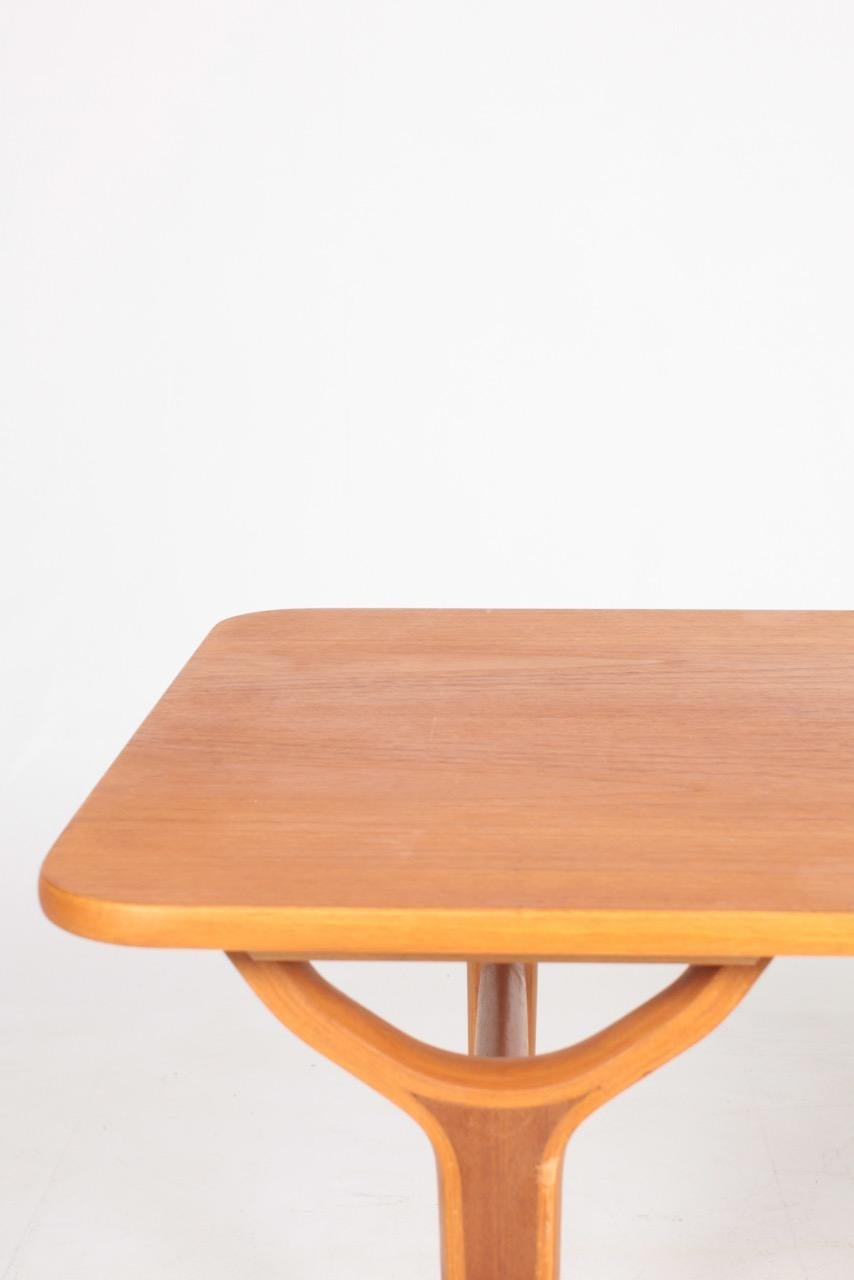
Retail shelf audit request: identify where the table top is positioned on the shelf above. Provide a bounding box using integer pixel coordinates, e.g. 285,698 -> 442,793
40,609 -> 854,959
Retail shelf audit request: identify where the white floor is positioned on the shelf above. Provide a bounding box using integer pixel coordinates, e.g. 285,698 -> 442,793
5,781 -> 854,1279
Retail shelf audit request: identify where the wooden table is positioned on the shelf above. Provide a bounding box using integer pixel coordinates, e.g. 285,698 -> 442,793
39,610 -> 854,1279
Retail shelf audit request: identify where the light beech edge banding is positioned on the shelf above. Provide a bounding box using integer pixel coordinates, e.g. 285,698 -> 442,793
260,953 -> 757,966
466,963 -> 480,1054
39,877 -> 854,956
524,964 -> 538,1052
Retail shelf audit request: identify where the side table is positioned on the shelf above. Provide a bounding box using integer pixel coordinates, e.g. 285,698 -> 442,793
40,610 -> 854,1278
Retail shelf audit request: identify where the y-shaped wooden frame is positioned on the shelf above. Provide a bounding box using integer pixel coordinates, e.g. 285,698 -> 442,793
230,955 -> 769,1280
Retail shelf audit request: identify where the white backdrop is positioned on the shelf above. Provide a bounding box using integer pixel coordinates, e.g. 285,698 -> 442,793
2,1 -> 854,1276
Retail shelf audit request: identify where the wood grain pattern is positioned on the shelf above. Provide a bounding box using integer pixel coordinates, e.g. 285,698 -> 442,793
230,953 -> 769,1279
467,962 -> 536,1056
39,609 -> 854,957
425,1099 -> 568,1280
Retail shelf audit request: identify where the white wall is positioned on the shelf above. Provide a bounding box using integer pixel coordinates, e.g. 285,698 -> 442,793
2,1 -> 854,1276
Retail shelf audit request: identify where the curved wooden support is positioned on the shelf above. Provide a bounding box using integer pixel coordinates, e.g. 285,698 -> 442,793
229,954 -> 769,1280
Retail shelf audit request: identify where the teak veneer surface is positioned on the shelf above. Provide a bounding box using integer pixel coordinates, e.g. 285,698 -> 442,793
39,609 -> 854,957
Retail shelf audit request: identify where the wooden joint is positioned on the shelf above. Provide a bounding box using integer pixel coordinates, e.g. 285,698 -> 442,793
229,954 -> 769,1280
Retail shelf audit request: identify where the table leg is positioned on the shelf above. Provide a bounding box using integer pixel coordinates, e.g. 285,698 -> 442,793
467,962 -> 537,1055
230,955 -> 768,1280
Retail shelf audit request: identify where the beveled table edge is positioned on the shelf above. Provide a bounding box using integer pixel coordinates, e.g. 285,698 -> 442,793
39,874 -> 854,958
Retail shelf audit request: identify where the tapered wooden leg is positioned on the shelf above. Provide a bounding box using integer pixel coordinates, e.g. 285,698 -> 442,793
230,956 -> 769,1280
428,1098 -> 570,1280
467,962 -> 537,1056
455,962 -> 549,1276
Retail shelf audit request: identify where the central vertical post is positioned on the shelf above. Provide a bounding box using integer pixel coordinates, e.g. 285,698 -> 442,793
468,962 -> 538,1057
434,963 -> 555,1279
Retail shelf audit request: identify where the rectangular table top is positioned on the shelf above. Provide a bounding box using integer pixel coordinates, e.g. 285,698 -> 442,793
40,609 -> 854,959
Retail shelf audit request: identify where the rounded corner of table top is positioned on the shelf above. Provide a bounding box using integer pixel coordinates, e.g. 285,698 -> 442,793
39,869 -> 137,947
203,607 -> 354,641
38,861 -> 192,950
